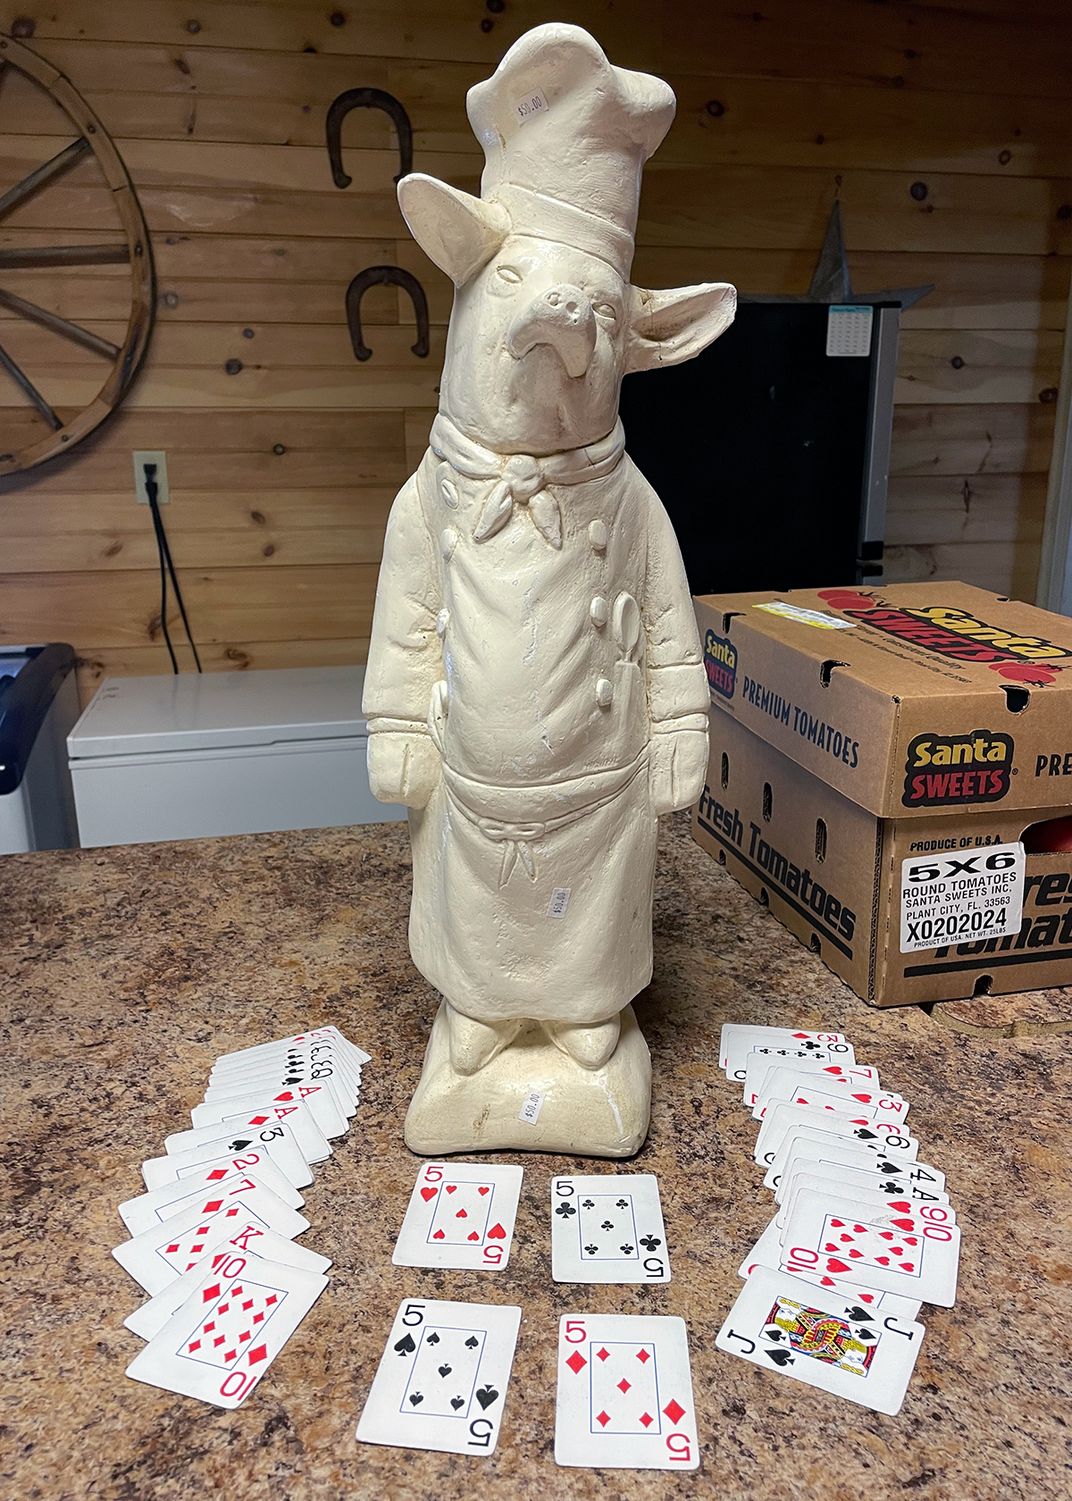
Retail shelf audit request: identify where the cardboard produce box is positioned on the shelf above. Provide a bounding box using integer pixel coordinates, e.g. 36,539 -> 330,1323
691,582 -> 1072,1007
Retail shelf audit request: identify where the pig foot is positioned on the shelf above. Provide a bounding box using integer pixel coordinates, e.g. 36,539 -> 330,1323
546,1014 -> 621,1070
445,1004 -> 522,1076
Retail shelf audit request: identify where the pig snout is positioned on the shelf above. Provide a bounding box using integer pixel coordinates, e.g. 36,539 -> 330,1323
506,284 -> 597,378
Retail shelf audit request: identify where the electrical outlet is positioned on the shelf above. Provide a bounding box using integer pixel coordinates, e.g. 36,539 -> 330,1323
133,449 -> 169,505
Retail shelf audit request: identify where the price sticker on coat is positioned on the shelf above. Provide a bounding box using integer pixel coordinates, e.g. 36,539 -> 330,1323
899,842 -> 1025,953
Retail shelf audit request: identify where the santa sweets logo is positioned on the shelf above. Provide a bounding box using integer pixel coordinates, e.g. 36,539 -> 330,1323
817,591 -> 1071,686
902,730 -> 1014,808
703,630 -> 738,700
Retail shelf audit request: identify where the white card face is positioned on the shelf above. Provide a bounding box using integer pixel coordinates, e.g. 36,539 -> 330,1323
213,1026 -> 371,1071
120,1154 -> 303,1235
717,1266 -> 925,1415
781,1190 -> 961,1306
356,1298 -> 521,1457
112,1177 -> 309,1295
743,1054 -> 878,1109
190,1089 -> 339,1151
720,1025 -> 852,1080
167,1105 -> 329,1165
126,1257 -> 327,1408
764,1123 -> 919,1192
149,1122 -> 313,1189
554,1314 -> 698,1470
211,1041 -> 361,1105
551,1175 -> 670,1285
756,1104 -> 917,1169
756,1080 -> 907,1129
780,1158 -> 950,1213
751,1066 -> 903,1121
736,1219 -> 922,1322
125,1231 -> 331,1341
392,1163 -> 523,1271
773,1134 -> 942,1201
778,1173 -> 955,1233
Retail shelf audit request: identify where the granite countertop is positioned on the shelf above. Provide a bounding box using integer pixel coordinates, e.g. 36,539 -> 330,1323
2,815 -> 1070,1501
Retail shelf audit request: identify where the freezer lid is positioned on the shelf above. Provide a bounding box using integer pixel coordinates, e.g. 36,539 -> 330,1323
68,665 -> 371,758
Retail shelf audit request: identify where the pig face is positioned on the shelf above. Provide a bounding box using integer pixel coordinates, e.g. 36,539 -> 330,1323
398,171 -> 737,457
441,235 -> 631,455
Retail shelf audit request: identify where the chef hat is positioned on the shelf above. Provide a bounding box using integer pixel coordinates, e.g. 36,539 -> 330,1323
465,24 -> 675,280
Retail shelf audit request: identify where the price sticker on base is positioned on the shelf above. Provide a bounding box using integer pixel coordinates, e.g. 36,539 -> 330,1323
900,841 -> 1025,953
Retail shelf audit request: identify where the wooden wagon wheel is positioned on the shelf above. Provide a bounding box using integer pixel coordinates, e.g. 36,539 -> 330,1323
0,32 -> 154,477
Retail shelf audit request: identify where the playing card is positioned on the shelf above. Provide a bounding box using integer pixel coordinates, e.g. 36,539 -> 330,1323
778,1173 -> 955,1233
773,1135 -> 945,1202
147,1122 -> 313,1190
779,1157 -> 950,1212
764,1123 -> 920,1192
126,1256 -> 327,1408
120,1154 -> 303,1236
756,1103 -> 918,1169
781,1189 -> 961,1306
551,1175 -> 670,1284
717,1266 -> 925,1414
112,1176 -> 309,1295
356,1298 -> 521,1457
191,1086 -> 343,1147
393,1163 -> 523,1271
720,1025 -> 853,1081
166,1104 -> 330,1165
554,1314 -> 698,1470
736,1218 -> 922,1321
751,1066 -> 907,1123
213,1025 -> 370,1072
743,1053 -> 879,1109
211,1039 -> 362,1107
754,1077 -> 908,1127
125,1229 -> 331,1340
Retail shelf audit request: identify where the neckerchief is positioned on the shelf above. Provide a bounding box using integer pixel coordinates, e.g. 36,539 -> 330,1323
429,411 -> 625,550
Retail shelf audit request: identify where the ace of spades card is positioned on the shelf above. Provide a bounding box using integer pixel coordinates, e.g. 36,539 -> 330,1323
555,1314 -> 698,1470
717,1266 -> 925,1415
357,1299 -> 521,1456
551,1175 -> 670,1284
393,1163 -> 522,1271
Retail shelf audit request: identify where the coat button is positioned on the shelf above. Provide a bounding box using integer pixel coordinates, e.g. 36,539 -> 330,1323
440,527 -> 458,560
436,608 -> 449,638
595,677 -> 614,708
437,461 -> 459,509
589,519 -> 608,552
589,595 -> 609,627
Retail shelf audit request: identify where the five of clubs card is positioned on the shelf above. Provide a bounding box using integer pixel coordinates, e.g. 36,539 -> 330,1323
551,1174 -> 670,1284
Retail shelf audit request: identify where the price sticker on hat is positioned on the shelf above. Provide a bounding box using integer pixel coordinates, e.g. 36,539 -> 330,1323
899,841 -> 1025,953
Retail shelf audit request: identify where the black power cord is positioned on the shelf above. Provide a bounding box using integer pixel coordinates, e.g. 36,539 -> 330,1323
143,461 -> 202,673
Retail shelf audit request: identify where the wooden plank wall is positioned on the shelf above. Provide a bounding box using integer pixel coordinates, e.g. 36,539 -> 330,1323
0,0 -> 1068,702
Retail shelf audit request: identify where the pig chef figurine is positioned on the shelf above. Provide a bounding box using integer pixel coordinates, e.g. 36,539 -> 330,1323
364,23 -> 735,1155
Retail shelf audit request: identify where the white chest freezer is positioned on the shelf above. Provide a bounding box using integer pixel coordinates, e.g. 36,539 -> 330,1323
67,666 -> 405,848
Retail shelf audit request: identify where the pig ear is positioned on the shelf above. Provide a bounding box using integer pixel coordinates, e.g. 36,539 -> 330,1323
397,173 -> 509,287
625,282 -> 737,372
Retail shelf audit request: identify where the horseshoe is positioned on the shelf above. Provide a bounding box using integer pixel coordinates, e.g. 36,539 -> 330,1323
326,87 -> 413,188
346,267 -> 430,362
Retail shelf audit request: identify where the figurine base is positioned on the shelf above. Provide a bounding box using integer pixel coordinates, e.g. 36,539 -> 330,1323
404,1002 -> 651,1158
